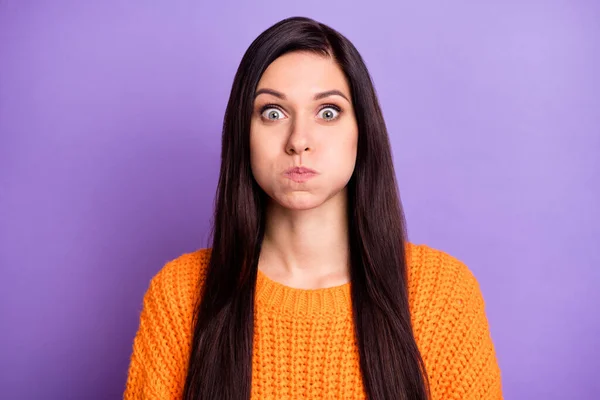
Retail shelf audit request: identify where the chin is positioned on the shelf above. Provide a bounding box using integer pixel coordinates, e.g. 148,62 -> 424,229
273,192 -> 324,211
279,199 -> 322,211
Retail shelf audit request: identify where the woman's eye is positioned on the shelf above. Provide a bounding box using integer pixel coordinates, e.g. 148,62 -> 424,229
318,107 -> 340,121
261,108 -> 285,120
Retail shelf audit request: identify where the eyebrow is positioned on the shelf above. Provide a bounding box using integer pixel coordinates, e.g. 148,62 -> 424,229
254,88 -> 350,103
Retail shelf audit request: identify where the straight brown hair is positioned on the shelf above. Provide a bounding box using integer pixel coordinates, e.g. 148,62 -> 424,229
183,16 -> 430,400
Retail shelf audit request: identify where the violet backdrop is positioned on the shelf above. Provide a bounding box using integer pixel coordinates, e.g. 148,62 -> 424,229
1,1 -> 598,399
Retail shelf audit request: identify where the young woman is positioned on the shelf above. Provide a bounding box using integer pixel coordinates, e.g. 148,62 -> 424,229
124,16 -> 502,400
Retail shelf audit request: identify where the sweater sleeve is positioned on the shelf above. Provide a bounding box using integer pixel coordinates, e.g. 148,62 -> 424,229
124,252 -> 203,400
440,264 -> 503,399
410,246 -> 503,400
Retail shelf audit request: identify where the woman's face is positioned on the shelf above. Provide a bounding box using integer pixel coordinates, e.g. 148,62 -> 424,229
250,51 -> 359,211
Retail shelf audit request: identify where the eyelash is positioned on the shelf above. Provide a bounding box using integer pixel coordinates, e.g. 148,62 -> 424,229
259,103 -> 342,121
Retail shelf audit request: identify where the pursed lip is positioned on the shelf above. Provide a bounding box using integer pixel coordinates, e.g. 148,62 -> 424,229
283,166 -> 319,182
284,166 -> 318,175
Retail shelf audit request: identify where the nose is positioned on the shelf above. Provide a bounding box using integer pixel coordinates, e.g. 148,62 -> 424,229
285,120 -> 312,155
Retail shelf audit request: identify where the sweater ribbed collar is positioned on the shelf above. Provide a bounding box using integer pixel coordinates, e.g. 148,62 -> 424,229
255,268 -> 352,317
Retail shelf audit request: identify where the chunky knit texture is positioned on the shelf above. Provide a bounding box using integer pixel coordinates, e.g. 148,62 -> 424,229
124,243 -> 503,399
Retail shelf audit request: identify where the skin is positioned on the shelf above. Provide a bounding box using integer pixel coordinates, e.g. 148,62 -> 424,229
250,51 -> 359,289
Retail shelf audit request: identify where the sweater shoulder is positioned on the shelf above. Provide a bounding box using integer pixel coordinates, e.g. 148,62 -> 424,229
125,249 -> 211,399
405,243 -> 502,397
407,242 -> 480,293
155,247 -> 211,282
145,248 -> 212,310
406,242 -> 485,317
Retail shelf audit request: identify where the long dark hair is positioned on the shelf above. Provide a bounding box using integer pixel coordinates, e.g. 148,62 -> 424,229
183,16 -> 429,400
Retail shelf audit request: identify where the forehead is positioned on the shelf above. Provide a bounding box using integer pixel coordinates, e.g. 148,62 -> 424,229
256,51 -> 351,97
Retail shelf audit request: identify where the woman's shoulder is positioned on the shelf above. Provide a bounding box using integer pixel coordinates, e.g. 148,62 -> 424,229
407,242 -> 479,282
405,242 -> 484,307
405,242 -> 493,346
125,249 -> 213,399
143,248 -> 212,307
405,243 -> 502,395
154,247 -> 212,280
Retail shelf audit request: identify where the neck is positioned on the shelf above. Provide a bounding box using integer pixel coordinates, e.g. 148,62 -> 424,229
259,191 -> 350,288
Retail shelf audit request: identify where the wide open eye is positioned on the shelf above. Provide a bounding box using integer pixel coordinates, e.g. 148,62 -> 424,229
261,107 -> 286,121
318,106 -> 340,121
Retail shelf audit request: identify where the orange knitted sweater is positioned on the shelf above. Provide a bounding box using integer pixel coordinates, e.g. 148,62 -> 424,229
124,243 -> 503,399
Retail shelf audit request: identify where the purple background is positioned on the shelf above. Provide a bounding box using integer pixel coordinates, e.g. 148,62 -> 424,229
1,1 -> 598,399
